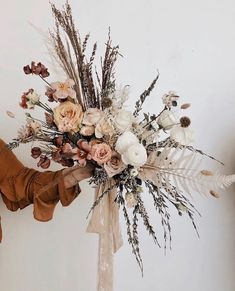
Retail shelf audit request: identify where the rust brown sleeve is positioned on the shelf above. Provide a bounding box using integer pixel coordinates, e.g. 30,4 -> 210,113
0,139 -> 80,241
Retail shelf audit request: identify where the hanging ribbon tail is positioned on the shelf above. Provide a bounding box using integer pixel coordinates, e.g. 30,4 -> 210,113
86,181 -> 123,291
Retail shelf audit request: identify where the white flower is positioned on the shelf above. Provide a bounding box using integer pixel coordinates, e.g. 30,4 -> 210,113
157,109 -> 177,130
50,79 -> 76,100
82,108 -> 104,126
162,91 -> 179,107
170,125 -> 194,146
122,143 -> 147,168
115,131 -> 139,154
26,91 -> 40,109
110,86 -> 130,111
27,119 -> 41,135
115,109 -> 134,132
95,117 -> 114,139
130,168 -> 139,177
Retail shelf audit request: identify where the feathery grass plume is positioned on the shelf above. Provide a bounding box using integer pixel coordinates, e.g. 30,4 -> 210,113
133,73 -> 159,117
100,29 -> 121,108
115,192 -> 144,275
50,1 -> 99,109
145,182 -> 172,250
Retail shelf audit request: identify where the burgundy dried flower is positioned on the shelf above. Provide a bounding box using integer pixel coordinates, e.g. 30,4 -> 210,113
45,112 -> 55,126
37,156 -> 51,169
77,139 -> 92,154
51,149 -> 62,162
23,65 -> 32,75
60,158 -> 74,167
23,62 -> 50,78
53,136 -> 64,147
20,95 -> 28,109
31,147 -> 42,159
45,86 -> 56,102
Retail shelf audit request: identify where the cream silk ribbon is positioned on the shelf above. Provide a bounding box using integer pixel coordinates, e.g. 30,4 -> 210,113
87,181 -> 123,291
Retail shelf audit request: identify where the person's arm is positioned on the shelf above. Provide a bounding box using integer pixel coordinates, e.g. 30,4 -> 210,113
0,139 -> 93,241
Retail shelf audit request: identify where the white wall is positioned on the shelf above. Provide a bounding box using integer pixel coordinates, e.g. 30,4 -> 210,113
0,0 -> 235,290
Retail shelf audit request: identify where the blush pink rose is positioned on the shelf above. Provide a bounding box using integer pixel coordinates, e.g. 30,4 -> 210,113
91,143 -> 112,164
104,152 -> 126,177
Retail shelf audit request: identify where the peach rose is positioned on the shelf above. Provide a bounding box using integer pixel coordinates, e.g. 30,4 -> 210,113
80,125 -> 95,136
53,101 -> 83,133
83,108 -> 104,126
104,152 -> 126,177
91,143 -> 112,164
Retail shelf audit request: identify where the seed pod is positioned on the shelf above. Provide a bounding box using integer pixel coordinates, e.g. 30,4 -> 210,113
181,103 -> 191,109
180,116 -> 191,128
209,190 -> 220,198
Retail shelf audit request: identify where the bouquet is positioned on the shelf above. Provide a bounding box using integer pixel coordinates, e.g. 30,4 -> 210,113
8,2 -> 235,290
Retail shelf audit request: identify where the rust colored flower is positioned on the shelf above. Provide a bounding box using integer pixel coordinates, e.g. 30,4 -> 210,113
37,156 -> 51,169
53,136 -> 64,147
77,139 -> 92,155
31,147 -> 42,159
61,143 -> 78,157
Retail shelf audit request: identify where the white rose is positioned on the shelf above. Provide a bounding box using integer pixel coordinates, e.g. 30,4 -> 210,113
115,131 -> 139,154
170,125 -> 194,146
95,117 -> 114,139
115,109 -> 134,132
121,143 -> 147,168
157,109 -> 177,130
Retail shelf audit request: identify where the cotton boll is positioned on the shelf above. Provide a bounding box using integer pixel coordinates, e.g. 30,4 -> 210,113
157,109 -> 177,130
170,125 -> 194,146
115,131 -> 139,154
121,143 -> 147,167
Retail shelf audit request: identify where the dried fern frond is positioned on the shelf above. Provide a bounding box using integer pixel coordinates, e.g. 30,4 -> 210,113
141,145 -> 233,198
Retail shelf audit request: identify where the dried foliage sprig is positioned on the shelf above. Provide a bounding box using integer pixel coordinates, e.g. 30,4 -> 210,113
133,73 -> 159,117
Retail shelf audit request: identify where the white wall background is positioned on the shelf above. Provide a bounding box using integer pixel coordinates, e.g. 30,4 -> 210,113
0,0 -> 235,290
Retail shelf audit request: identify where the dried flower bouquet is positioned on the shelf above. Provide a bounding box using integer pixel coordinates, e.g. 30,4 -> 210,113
8,1 -> 235,280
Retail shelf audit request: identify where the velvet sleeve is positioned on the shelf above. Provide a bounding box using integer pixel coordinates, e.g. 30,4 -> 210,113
0,139 -> 80,242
